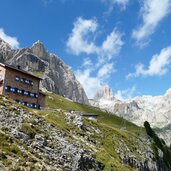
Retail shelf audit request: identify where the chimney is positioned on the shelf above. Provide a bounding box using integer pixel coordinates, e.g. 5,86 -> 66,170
17,65 -> 21,70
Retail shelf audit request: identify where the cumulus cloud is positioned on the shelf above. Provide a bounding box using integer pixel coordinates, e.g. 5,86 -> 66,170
75,69 -> 102,99
81,58 -> 93,67
101,29 -> 124,60
97,63 -> 115,78
114,86 -> 136,101
66,17 -> 99,55
127,46 -> 171,78
76,60 -> 116,98
67,17 -> 124,98
0,28 -> 19,48
132,0 -> 171,45
76,62 -> 116,98
66,17 -> 123,59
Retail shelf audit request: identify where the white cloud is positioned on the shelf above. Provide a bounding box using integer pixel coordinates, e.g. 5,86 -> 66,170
0,28 -> 19,48
112,0 -> 129,6
101,29 -> 124,60
82,58 -> 93,67
67,17 -> 124,98
132,0 -> 171,45
66,17 -> 99,55
66,17 -> 123,60
75,69 -> 101,99
114,86 -> 136,101
97,63 -> 115,78
127,46 -> 171,78
76,62 -> 116,98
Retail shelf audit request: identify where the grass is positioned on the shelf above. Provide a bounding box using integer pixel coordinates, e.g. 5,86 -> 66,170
21,123 -> 38,139
33,71 -> 44,78
45,92 -> 145,134
30,92 -> 146,170
0,93 -> 148,170
26,92 -> 145,170
0,131 -> 24,168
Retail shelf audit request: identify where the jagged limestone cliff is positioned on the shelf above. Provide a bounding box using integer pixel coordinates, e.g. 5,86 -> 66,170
0,38 -> 89,104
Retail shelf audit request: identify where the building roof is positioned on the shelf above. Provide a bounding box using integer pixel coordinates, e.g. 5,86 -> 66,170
0,62 -> 42,80
81,113 -> 99,117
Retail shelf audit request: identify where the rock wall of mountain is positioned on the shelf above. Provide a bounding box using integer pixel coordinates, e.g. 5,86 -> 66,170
93,85 -> 116,101
90,87 -> 171,145
90,86 -> 171,128
0,38 -> 89,104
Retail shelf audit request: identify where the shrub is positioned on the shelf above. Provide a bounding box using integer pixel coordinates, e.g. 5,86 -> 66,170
21,123 -> 36,139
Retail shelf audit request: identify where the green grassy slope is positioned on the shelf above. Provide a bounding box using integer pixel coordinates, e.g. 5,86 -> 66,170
45,92 -> 144,133
34,93 -> 146,170
0,94 -> 148,170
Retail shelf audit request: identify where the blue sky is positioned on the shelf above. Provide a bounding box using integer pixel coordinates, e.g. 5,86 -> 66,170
0,0 -> 171,99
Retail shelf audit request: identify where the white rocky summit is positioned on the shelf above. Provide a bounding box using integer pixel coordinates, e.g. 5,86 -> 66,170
94,85 -> 115,101
90,86 -> 171,128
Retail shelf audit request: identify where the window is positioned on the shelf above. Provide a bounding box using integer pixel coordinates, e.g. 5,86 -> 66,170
14,88 -> 18,93
24,91 -> 29,96
30,81 -> 33,86
17,89 -> 22,94
25,79 -> 30,84
5,85 -> 38,101
38,105 -> 42,110
10,87 -> 16,93
5,86 -> 10,92
39,106 -> 43,110
15,76 -> 20,82
17,76 -> 33,86
16,102 -> 40,109
20,78 -> 25,83
30,92 -> 35,97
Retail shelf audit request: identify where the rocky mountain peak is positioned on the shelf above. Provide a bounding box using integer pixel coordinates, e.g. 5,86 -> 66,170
0,38 -> 89,104
0,38 -> 12,51
31,40 -> 46,58
165,88 -> 171,97
0,38 -> 13,62
90,85 -> 171,139
94,85 -> 115,100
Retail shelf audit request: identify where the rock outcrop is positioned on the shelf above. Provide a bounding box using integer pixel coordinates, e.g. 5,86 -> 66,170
0,95 -> 166,171
0,96 -> 101,170
90,86 -> 171,127
94,85 -> 116,101
0,38 -> 89,104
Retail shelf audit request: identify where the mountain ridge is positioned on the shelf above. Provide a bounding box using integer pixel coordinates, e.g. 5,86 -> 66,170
89,86 -> 171,144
